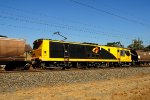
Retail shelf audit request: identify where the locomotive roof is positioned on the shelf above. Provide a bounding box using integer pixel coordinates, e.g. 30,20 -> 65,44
34,38 -> 99,46
34,38 -> 130,49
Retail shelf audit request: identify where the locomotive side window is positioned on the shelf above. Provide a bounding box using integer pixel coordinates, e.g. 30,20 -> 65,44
120,50 -> 125,56
125,51 -> 130,56
33,41 -> 42,49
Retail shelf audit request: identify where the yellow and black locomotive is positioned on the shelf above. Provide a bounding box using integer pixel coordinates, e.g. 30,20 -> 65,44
32,39 -> 133,69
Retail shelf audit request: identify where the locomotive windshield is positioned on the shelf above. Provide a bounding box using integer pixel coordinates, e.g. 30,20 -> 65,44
33,40 -> 42,49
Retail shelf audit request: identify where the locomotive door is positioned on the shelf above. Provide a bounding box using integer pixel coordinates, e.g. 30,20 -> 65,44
63,43 -> 69,61
117,49 -> 121,63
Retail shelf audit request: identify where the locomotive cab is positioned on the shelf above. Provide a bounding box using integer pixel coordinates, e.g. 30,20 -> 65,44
32,39 -> 50,68
32,39 -> 43,58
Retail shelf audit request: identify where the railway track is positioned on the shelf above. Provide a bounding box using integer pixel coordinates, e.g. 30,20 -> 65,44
0,65 -> 150,73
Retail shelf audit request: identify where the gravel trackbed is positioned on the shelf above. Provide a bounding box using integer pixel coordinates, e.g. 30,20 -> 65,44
0,67 -> 150,93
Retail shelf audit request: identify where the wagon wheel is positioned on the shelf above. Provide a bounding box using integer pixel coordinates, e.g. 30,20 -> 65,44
4,63 -> 15,71
23,63 -> 31,70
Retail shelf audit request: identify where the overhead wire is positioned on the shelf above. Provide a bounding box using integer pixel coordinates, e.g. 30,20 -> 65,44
0,4 -> 138,38
90,0 -> 149,21
0,4 -> 146,45
0,23 -> 104,44
70,0 -> 150,28
2,7 -> 139,36
0,12 -> 136,40
0,17 -> 139,45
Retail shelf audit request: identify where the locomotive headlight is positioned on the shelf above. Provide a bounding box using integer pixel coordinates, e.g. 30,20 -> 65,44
42,58 -> 45,60
138,56 -> 141,59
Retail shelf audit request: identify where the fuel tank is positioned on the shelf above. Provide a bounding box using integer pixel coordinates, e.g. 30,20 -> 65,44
0,37 -> 26,62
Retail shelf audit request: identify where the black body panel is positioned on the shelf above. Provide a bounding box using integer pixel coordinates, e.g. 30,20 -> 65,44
50,42 -> 64,58
69,44 -> 87,58
50,42 -> 116,59
99,48 -> 116,59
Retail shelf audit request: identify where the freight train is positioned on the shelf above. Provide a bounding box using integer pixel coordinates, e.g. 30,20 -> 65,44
0,37 -> 150,71
31,39 -> 150,69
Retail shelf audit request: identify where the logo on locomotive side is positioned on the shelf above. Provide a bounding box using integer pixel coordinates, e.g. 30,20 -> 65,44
92,47 -> 100,54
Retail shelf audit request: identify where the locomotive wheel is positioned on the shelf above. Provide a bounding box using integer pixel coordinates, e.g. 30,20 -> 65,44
40,63 -> 46,69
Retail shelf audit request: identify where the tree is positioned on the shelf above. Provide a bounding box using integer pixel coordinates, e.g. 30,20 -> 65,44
127,38 -> 144,50
145,45 -> 150,50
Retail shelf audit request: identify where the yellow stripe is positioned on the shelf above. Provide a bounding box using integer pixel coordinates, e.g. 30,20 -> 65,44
39,57 -> 131,62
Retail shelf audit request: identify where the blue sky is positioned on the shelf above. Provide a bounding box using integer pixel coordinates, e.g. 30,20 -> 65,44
0,0 -> 150,47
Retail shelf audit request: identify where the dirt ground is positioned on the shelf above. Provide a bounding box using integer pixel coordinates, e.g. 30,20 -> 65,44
0,73 -> 150,100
